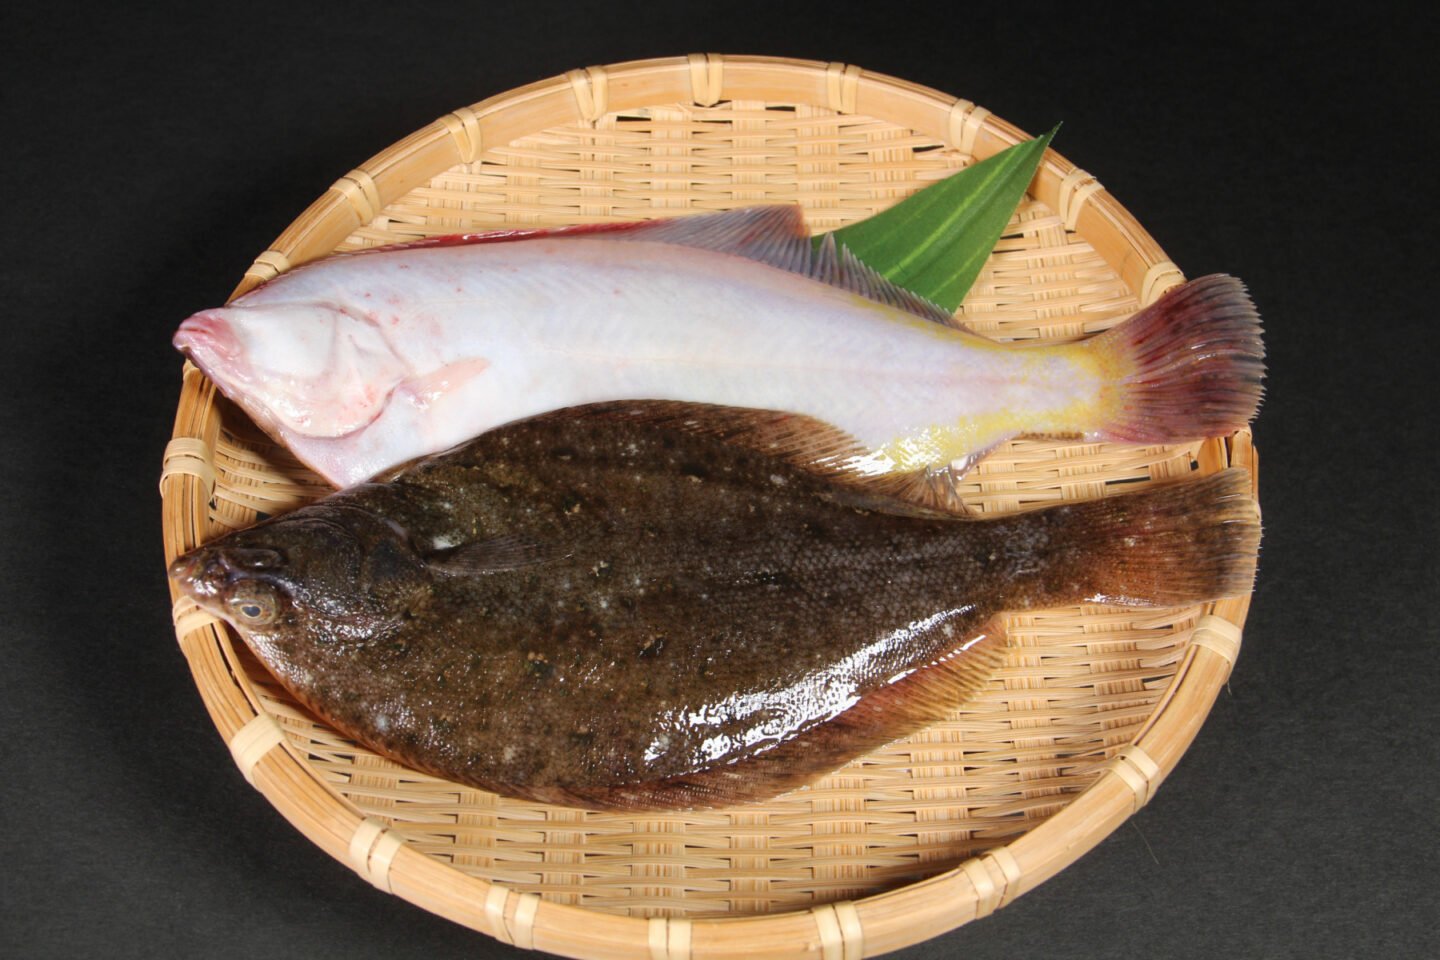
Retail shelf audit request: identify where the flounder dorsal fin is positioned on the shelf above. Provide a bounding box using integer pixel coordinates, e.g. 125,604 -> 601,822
365,206 -> 960,327
806,233 -> 959,327
601,205 -> 815,272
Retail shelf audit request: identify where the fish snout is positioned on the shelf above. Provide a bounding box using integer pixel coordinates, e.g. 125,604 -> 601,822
173,311 -> 239,364
168,551 -> 205,585
168,550 -> 228,609
168,547 -> 283,599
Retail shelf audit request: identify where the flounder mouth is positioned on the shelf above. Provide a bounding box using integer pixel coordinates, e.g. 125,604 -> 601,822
173,312 -> 241,368
168,552 -> 229,618
171,312 -> 300,445
168,546 -> 287,612
174,310 -> 400,445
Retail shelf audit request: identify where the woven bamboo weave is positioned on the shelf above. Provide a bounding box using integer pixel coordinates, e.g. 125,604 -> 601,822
161,55 -> 1257,959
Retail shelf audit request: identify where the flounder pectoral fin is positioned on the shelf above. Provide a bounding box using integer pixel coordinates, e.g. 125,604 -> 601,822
425,534 -> 570,576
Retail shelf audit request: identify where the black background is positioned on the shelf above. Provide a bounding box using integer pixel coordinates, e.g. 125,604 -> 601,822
3,3 -> 1435,958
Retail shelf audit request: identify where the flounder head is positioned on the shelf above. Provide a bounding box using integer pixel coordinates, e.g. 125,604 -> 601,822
169,504 -> 430,654
173,302 -> 408,439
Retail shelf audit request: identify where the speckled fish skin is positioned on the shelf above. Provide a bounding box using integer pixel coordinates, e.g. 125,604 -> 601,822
169,411 -> 1260,810
172,207 -> 1264,489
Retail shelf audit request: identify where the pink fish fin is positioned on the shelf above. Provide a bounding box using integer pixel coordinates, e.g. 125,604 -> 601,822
395,358 -> 492,403
517,622 -> 1012,811
425,534 -> 570,576
532,401 -> 967,516
1087,275 -> 1265,444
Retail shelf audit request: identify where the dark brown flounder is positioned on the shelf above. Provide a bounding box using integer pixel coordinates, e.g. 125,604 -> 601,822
170,408 -> 1259,810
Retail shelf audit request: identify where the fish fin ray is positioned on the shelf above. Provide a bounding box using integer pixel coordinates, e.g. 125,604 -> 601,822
622,212 -> 956,325
1087,274 -> 1265,443
622,211 -> 959,325
425,534 -> 569,576
810,233 -> 960,326
606,205 -> 814,269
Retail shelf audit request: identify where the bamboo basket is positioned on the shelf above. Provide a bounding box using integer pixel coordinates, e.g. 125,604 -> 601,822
160,55 -> 1258,959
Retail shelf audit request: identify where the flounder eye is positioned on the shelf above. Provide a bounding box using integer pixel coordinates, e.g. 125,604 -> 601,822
230,595 -> 275,624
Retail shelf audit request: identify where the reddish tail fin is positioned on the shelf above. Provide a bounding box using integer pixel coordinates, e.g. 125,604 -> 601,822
1056,468 -> 1261,607
1090,275 -> 1264,443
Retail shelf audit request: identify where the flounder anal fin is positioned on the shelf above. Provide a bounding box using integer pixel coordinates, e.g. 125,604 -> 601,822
514,621 -> 1011,810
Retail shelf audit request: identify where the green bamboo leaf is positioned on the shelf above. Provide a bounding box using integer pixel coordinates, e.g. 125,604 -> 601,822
823,124 -> 1058,313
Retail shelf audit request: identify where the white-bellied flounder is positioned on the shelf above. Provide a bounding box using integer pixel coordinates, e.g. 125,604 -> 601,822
174,206 -> 1264,490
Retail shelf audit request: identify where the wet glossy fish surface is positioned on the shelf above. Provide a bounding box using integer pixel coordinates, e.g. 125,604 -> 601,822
171,410 -> 1259,809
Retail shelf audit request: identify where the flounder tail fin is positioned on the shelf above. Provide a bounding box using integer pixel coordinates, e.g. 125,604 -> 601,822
1059,468 -> 1261,607
1089,275 -> 1265,444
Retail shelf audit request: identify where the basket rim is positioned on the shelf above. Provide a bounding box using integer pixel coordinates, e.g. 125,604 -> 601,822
161,53 -> 1257,960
